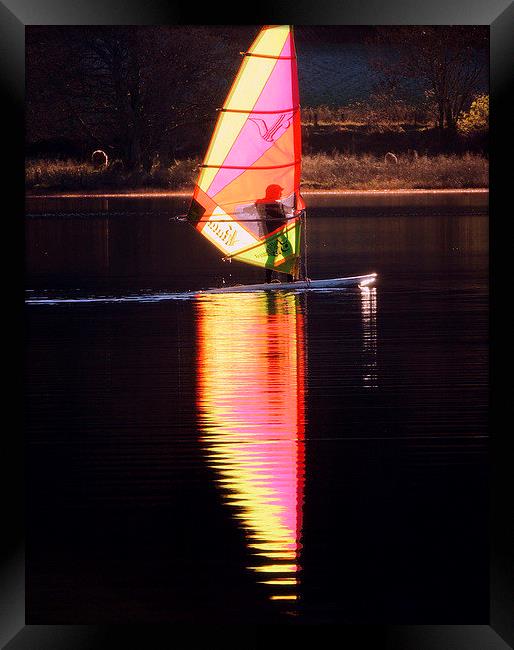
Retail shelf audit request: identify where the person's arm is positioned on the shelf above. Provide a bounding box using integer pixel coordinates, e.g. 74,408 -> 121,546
278,201 -> 287,222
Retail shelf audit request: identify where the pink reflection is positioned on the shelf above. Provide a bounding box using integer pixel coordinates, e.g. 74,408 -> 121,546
195,292 -> 305,606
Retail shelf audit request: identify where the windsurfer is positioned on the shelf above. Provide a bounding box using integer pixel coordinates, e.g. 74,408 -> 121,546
256,184 -> 295,283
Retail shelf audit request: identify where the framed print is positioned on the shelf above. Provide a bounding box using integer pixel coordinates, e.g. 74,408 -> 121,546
2,0 -> 511,647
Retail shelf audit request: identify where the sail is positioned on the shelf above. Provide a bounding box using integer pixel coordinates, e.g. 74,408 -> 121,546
187,25 -> 305,275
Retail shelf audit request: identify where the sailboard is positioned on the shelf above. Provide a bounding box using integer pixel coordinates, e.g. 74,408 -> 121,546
198,273 -> 377,294
186,25 -> 376,291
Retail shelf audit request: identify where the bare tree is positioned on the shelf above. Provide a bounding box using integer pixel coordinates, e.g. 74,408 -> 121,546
26,26 -> 253,167
369,27 -> 488,138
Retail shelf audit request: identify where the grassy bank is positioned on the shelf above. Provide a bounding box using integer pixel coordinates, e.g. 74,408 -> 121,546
26,152 -> 488,193
302,152 -> 488,190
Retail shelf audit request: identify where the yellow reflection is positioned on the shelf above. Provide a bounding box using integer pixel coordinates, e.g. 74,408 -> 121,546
195,292 -> 306,606
360,286 -> 378,389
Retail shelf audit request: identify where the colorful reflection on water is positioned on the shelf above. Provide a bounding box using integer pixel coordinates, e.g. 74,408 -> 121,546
360,286 -> 378,389
25,197 -> 488,622
195,292 -> 306,606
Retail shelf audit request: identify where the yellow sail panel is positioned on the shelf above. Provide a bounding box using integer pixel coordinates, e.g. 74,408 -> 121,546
197,114 -> 245,193
231,217 -> 301,273
245,25 -> 290,56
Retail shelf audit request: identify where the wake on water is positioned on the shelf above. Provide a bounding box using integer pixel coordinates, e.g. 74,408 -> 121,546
25,286 -> 362,305
25,291 -> 195,305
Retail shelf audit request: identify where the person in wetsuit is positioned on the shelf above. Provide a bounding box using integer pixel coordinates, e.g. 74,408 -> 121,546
255,184 -> 294,283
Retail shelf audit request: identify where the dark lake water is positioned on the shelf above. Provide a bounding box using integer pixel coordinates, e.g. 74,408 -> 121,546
25,192 -> 488,623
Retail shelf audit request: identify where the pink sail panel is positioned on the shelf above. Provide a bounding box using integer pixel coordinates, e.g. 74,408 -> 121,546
206,34 -> 299,200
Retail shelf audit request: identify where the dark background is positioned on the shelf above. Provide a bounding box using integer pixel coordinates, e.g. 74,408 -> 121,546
0,0 -> 511,645
25,26 -> 488,166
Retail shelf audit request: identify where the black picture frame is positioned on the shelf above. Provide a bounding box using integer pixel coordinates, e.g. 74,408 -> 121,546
3,0 -> 511,647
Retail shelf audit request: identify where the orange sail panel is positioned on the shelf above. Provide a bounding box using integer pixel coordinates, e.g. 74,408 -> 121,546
187,25 -> 305,274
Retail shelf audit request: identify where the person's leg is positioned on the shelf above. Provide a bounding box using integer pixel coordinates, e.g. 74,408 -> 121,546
290,258 -> 300,282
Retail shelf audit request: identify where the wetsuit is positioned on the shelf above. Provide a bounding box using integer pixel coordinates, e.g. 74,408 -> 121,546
258,201 -> 294,283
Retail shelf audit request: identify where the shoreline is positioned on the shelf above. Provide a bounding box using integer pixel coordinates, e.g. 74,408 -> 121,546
26,188 -> 489,199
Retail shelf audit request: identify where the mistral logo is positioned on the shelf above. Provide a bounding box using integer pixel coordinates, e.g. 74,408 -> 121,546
266,235 -> 291,257
249,112 -> 294,143
207,221 -> 238,248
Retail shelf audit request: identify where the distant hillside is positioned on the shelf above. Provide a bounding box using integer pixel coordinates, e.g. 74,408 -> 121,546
295,40 -> 488,108
297,42 -> 380,106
